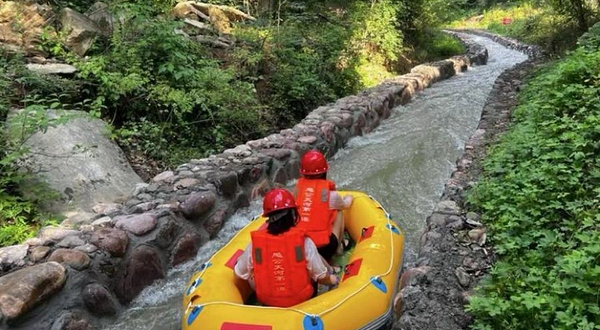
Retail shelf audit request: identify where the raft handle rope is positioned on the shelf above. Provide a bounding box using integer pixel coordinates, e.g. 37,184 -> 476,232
185,193 -> 398,320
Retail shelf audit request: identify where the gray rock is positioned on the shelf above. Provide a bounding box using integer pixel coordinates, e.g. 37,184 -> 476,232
60,8 -> 103,56
85,1 -> 113,36
91,216 -> 113,228
0,262 -> 67,321
51,310 -> 93,330
29,246 -> 51,263
152,171 -> 174,183
26,63 -> 77,75
38,227 -> 80,242
15,110 -> 142,214
173,178 -> 199,190
114,213 -> 158,236
0,244 -> 28,272
455,267 -> 471,287
82,283 -> 117,316
434,200 -> 461,215
23,237 -> 52,247
57,236 -> 85,248
90,228 -> 129,257
48,248 -> 91,270
180,192 -> 216,220
74,244 -> 98,254
92,202 -> 121,215
129,201 -> 157,214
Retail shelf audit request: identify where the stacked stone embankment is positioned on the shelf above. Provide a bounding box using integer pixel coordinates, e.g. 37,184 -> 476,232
394,33 -> 548,330
0,34 -> 488,329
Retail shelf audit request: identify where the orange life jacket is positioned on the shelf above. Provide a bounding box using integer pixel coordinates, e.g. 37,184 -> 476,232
250,228 -> 314,307
295,178 -> 337,247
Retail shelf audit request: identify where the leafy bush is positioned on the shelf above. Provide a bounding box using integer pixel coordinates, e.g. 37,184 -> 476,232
0,52 -> 68,247
466,34 -> 600,329
450,2 -> 597,55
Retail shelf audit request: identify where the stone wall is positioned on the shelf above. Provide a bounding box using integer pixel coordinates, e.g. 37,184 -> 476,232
394,35 -> 548,330
0,34 -> 488,329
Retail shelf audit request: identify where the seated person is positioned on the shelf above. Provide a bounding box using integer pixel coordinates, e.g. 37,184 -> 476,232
294,150 -> 353,262
234,189 -> 338,308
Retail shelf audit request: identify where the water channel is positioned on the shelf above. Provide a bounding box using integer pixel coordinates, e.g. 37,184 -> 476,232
103,33 -> 528,330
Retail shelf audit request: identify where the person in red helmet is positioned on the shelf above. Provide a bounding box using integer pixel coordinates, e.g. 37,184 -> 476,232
294,150 -> 353,262
234,189 -> 339,307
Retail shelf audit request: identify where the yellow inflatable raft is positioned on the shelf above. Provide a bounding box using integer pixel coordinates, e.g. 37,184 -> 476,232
182,191 -> 405,330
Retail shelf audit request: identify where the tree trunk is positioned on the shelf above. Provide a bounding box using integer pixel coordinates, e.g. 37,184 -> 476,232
259,0 -> 273,16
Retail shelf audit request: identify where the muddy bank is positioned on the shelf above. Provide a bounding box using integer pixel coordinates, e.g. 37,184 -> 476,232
394,34 -> 547,330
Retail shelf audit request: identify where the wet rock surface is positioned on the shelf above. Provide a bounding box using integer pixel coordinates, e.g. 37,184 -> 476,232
394,37 -> 546,330
90,228 -> 129,257
82,283 -> 117,316
0,262 -> 66,321
117,245 -> 165,303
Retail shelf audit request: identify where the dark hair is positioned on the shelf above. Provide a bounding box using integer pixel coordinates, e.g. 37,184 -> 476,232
304,172 -> 327,180
267,208 -> 298,235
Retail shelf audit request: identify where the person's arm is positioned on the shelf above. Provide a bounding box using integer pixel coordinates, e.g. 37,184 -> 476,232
304,238 -> 339,285
234,243 -> 253,280
329,191 -> 353,210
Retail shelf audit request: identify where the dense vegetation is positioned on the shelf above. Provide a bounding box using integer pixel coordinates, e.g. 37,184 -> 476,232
466,23 -> 600,330
450,0 -> 600,55
0,0 -> 465,246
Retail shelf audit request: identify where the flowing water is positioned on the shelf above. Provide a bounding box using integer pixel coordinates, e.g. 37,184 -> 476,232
103,34 -> 527,330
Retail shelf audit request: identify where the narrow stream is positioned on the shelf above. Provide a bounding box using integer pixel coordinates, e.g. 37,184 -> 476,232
103,34 -> 527,330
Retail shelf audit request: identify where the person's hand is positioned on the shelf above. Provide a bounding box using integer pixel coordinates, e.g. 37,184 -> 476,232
329,274 -> 339,286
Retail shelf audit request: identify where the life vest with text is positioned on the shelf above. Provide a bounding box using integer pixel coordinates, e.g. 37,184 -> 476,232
250,228 -> 314,307
295,178 -> 337,247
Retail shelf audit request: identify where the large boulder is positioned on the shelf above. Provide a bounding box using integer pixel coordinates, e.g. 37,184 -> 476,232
117,245 -> 164,303
60,8 -> 104,56
0,262 -> 67,321
14,110 -> 142,215
0,1 -> 54,56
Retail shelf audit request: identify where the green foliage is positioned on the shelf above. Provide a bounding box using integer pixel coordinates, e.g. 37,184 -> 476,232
0,51 -> 70,247
466,32 -> 600,329
412,30 -> 466,62
450,2 -> 589,54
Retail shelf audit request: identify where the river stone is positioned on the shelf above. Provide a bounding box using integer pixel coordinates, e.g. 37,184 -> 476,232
173,178 -> 199,190
180,192 -> 216,220
114,213 -> 157,236
153,171 -> 174,183
51,310 -> 92,330
92,202 -> 122,215
90,228 -> 129,257
455,267 -> 471,287
434,200 -> 461,215
91,216 -> 113,228
48,249 -> 91,270
0,244 -> 28,272
208,171 -> 238,197
171,233 -> 202,266
39,227 -> 80,242
203,209 -> 227,238
74,244 -> 98,254
23,237 -> 52,247
15,110 -> 142,215
82,283 -> 117,316
0,262 -> 67,321
29,246 -> 51,263
117,245 -> 164,303
57,236 -> 86,248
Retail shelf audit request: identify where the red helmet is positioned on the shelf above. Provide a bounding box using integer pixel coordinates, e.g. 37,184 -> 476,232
300,150 -> 329,175
262,189 -> 296,216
